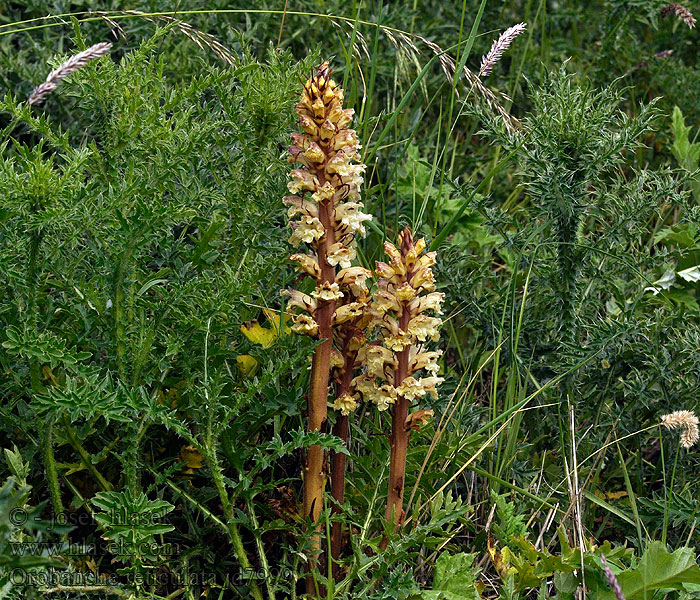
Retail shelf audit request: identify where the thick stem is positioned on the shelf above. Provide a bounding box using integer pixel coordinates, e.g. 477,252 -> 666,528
305,198 -> 335,594
330,340 -> 355,576
382,314 -> 411,546
305,335 -> 332,522
330,414 -> 349,573
384,392 -> 409,530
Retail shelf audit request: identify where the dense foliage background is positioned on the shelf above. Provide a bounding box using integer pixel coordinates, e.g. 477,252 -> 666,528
0,1 -> 699,598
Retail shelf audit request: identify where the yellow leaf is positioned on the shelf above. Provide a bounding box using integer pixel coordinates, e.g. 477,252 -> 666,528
179,445 -> 204,470
236,354 -> 259,378
606,490 -> 628,501
240,321 -> 276,349
262,308 -> 291,336
42,365 -> 59,386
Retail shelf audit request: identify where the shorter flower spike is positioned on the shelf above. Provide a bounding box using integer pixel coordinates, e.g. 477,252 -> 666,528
368,227 -> 444,544
359,227 -> 444,411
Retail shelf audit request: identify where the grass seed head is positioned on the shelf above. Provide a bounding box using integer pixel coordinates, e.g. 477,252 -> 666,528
29,42 -> 112,106
661,410 -> 699,449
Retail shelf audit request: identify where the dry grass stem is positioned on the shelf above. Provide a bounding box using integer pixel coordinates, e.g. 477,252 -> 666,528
96,10 -> 237,66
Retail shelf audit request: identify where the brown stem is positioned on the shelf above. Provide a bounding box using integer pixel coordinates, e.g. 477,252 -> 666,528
330,333 -> 355,578
381,308 -> 412,549
330,413 -> 349,574
304,198 -> 335,595
381,394 -> 410,547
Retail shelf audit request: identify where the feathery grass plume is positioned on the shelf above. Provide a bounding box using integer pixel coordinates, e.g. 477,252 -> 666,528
120,10 -> 237,65
282,60 -> 370,586
661,3 -> 696,28
661,410 -> 699,449
377,27 -> 520,131
28,42 -> 112,106
479,22 -> 527,78
601,555 -> 626,600
357,227 -> 443,543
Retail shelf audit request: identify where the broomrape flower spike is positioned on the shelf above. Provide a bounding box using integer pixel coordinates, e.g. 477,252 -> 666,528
661,410 -> 699,449
281,61 -> 371,586
359,227 -> 444,543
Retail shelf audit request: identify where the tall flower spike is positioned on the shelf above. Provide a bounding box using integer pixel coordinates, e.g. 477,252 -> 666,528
281,61 -> 371,587
360,227 -> 444,544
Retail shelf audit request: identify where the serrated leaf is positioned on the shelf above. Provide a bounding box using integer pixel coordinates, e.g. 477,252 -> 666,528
599,542 -> 700,600
420,552 -> 481,600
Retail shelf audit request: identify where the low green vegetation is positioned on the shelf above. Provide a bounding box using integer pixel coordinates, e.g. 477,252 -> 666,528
0,1 -> 699,599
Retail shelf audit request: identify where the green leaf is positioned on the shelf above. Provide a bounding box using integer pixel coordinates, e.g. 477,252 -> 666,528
671,106 -> 700,173
420,552 -> 481,600
670,106 -> 700,201
599,542 -> 700,600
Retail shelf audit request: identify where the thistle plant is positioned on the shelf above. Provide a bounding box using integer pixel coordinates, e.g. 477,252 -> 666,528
354,227 -> 444,539
281,61 -> 370,577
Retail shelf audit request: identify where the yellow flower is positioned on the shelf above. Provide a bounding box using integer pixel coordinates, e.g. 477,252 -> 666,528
311,281 -> 344,302
289,215 -> 324,246
291,314 -> 318,336
332,393 -> 358,416
396,377 -> 425,401
336,266 -> 372,295
281,289 -> 317,314
406,315 -> 442,343
409,349 -> 442,375
326,243 -> 356,268
333,301 -> 366,325
359,345 -> 396,379
289,253 -> 321,279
